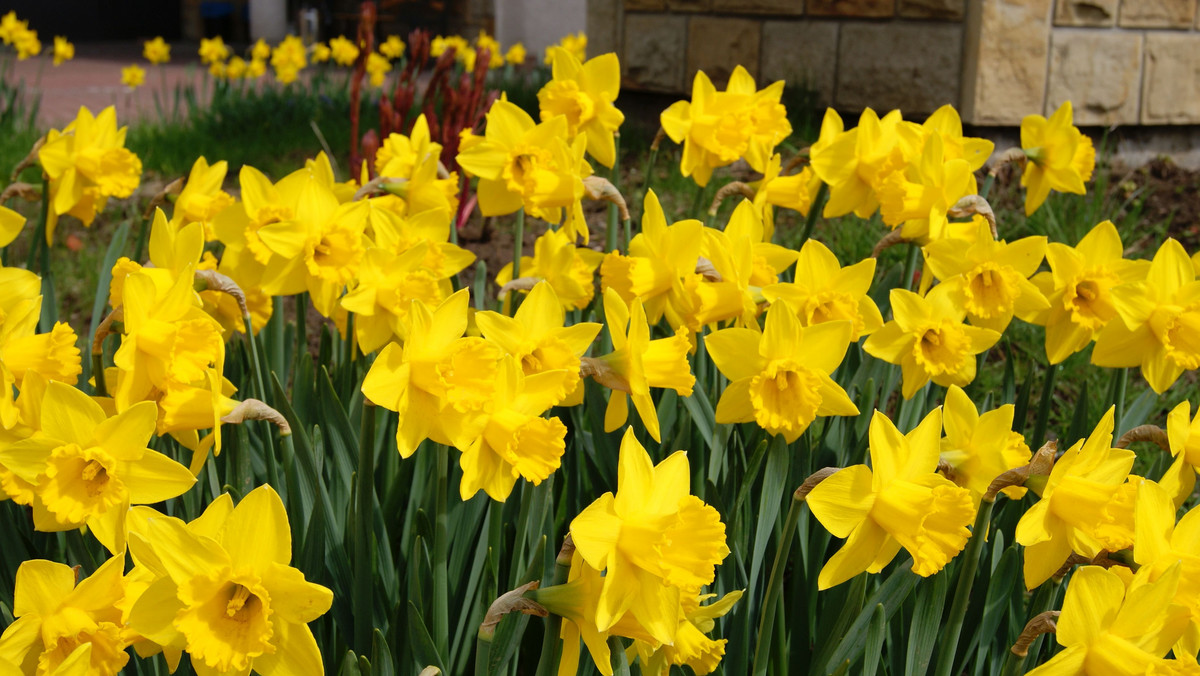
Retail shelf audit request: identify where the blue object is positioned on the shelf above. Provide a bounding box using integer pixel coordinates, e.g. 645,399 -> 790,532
200,2 -> 234,19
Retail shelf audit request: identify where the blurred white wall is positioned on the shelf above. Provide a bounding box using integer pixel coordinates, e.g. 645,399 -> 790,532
249,0 -> 287,42
495,0 -> 586,61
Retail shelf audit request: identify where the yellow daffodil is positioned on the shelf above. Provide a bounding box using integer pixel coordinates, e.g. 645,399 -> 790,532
328,35 -> 359,66
1133,480 -> 1200,656
224,56 -> 247,79
1021,100 -> 1095,216
763,238 -> 881,341
863,285 -> 1001,399
706,302 -> 857,442
126,485 -> 333,675
878,131 -> 977,242
1028,220 -> 1148,365
120,64 -> 145,89
143,36 -> 169,64
719,196 -> 800,285
340,242 -> 450,353
51,36 -> 72,66
198,35 -> 229,64
570,428 -> 730,644
0,201 -> 24,247
1161,401 -> 1200,507
0,11 -> 26,45
538,47 -> 624,168
38,106 -> 142,244
457,98 -> 592,243
361,289 -> 501,456
505,42 -> 526,65
458,355 -> 571,501
476,281 -> 601,407
600,190 -> 702,330
366,51 -> 391,87
13,27 -> 40,59
807,407 -> 975,588
250,38 -> 271,61
1027,564 -> 1188,676
923,220 -> 1049,333
380,35 -> 405,59
589,288 -> 694,442
247,57 -> 266,78
270,35 -> 306,84
311,42 -> 331,63
0,556 -> 129,675
1093,238 -> 1200,394
0,381 -> 195,553
660,66 -> 791,186
693,201 -> 797,328
0,267 -> 82,392
533,550 -> 660,676
495,227 -> 604,311
1015,407 -> 1136,588
170,156 -> 234,240
939,385 -> 1031,501
752,155 -> 823,238
474,30 -> 504,69
919,105 -> 994,172
808,108 -> 918,219
373,113 -> 460,217
630,590 -> 742,676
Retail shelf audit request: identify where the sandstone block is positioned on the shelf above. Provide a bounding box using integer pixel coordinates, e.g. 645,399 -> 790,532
668,0 -> 713,10
622,13 -> 687,92
835,22 -> 961,114
761,20 -> 839,105
1119,0 -> 1196,28
587,0 -> 621,58
713,0 -> 805,13
962,0 -> 1052,125
1054,0 -> 1118,25
624,0 -> 665,10
898,0 -> 964,19
686,16 -> 761,88
1142,33 -> 1200,124
809,0 -> 894,17
1046,30 -> 1141,125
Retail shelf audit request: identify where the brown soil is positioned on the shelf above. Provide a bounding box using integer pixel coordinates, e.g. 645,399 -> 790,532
1117,157 -> 1200,248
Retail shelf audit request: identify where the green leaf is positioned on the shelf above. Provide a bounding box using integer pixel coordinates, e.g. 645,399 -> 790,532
407,601 -> 447,674
749,435 -> 789,602
372,629 -> 395,676
863,604 -> 886,676
83,220 -> 130,387
818,562 -> 920,674
338,651 -> 362,676
905,567 -> 949,676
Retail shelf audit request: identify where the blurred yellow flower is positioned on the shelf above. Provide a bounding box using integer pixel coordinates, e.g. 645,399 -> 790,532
311,41 -> 331,63
251,37 -> 271,61
143,36 -> 169,64
270,34 -> 305,83
121,64 -> 145,89
198,35 -> 229,64
505,42 -> 526,65
380,34 -> 406,59
51,36 -> 73,66
328,35 -> 359,66
366,51 -> 392,87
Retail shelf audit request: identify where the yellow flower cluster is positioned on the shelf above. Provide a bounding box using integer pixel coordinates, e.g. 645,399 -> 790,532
0,11 -> 41,60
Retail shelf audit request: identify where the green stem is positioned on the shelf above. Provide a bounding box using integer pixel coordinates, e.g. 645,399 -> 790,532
1112,367 -> 1128,435
608,636 -> 630,676
434,444 -> 450,657
799,182 -> 829,245
474,634 -> 492,676
605,201 -> 619,254
901,243 -> 921,292
1031,362 -> 1059,448
36,175 -> 55,333
638,139 -> 660,213
513,207 -> 525,281
534,544 -> 574,676
353,403 -> 377,654
243,314 -> 280,490
752,489 -> 803,676
91,353 -> 107,397
1000,651 -> 1027,676
932,498 -> 995,676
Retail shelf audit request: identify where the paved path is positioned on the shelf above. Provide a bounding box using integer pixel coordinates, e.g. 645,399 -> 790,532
8,42 -> 213,127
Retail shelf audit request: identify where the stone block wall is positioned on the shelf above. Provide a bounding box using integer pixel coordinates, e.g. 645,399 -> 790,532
589,0 -> 1200,124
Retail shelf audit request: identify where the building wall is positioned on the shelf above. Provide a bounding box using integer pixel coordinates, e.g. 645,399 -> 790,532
589,0 -> 1200,125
